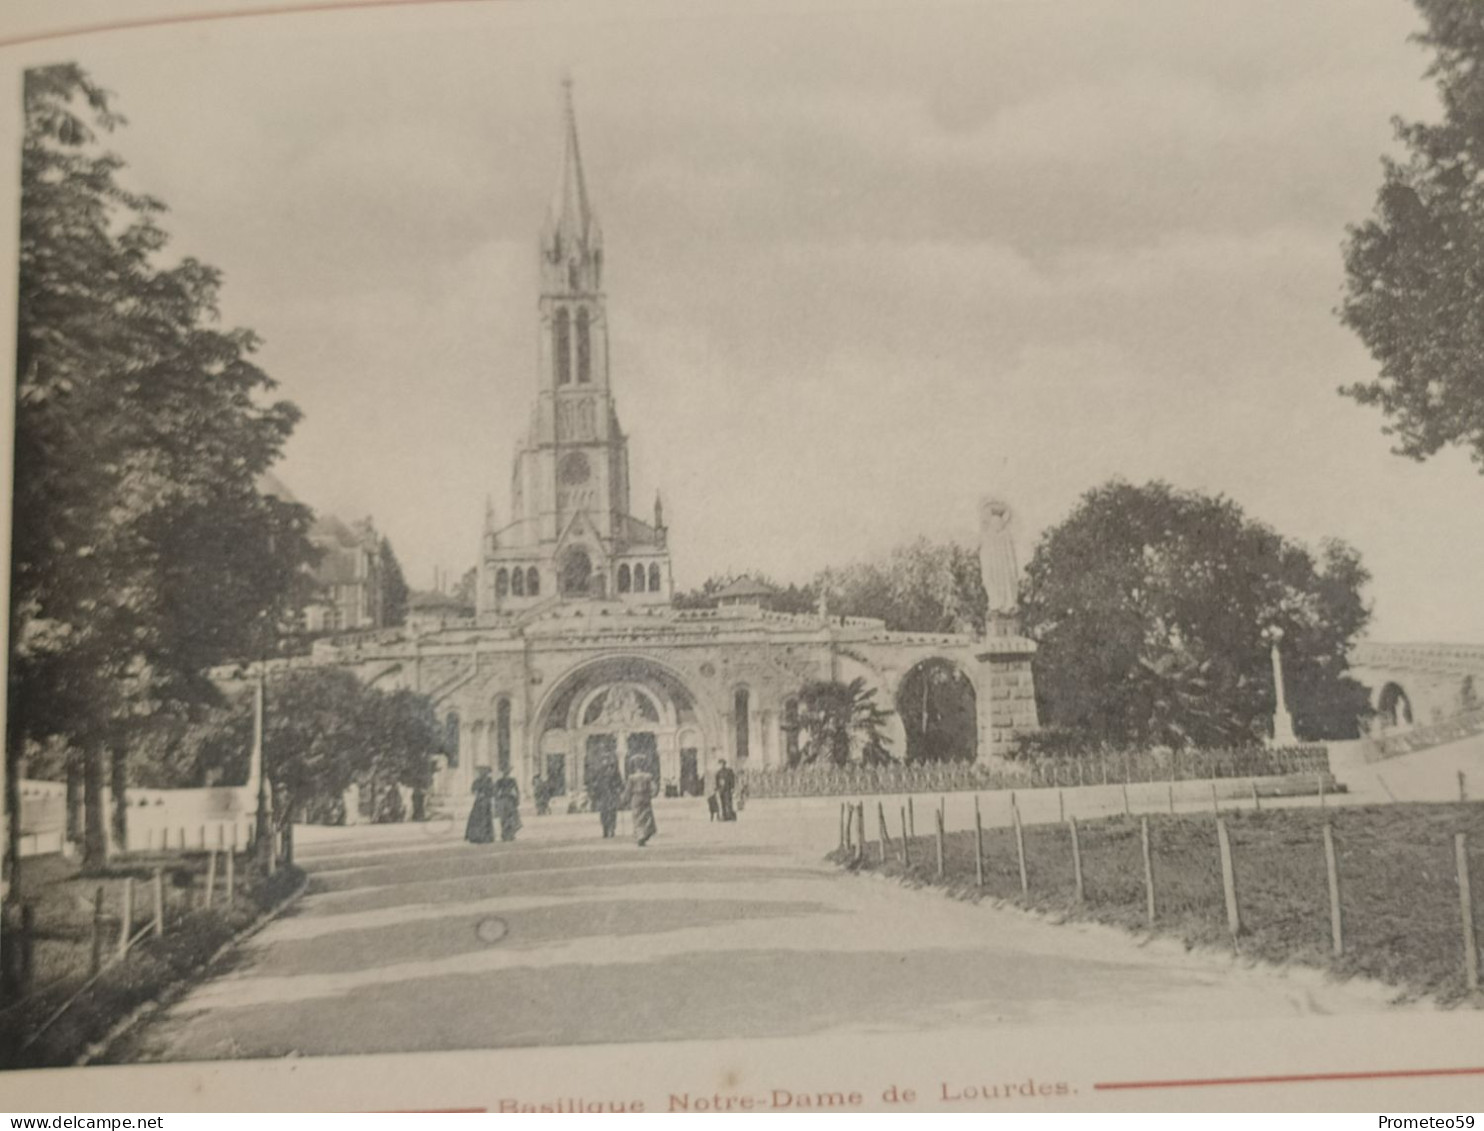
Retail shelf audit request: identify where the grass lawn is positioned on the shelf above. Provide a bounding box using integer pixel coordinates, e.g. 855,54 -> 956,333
834,802 -> 1484,1005
1,851 -> 302,1069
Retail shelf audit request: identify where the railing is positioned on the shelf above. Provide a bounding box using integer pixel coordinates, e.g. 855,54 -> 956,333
1373,709 -> 1484,759
742,745 -> 1331,799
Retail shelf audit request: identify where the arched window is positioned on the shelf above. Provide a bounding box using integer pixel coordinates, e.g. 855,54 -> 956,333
576,308 -> 591,383
511,567 -> 525,597
526,567 -> 540,596
496,568 -> 509,598
648,563 -> 662,592
618,564 -> 631,593
445,712 -> 461,768
784,698 -> 800,765
553,308 -> 571,385
496,699 -> 512,773
734,689 -> 751,761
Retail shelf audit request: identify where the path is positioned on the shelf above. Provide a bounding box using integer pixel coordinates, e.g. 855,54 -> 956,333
113,797 -> 1409,1062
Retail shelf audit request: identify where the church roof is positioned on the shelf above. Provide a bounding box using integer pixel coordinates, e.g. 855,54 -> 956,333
256,470 -> 299,505
713,576 -> 778,602
311,513 -> 363,548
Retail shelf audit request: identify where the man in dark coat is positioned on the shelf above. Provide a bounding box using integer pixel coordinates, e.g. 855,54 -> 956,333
715,760 -> 737,822
587,754 -> 624,839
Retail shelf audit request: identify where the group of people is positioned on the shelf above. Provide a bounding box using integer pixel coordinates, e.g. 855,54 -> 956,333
464,767 -> 522,844
465,759 -> 744,849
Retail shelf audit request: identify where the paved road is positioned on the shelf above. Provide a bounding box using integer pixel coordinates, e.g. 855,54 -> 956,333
114,797 -> 1407,1062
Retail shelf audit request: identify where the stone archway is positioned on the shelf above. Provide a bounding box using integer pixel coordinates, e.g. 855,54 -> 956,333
532,655 -> 719,798
1376,681 -> 1414,729
896,658 -> 979,763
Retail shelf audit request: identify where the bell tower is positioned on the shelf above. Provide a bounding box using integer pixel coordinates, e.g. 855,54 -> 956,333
479,80 -> 672,617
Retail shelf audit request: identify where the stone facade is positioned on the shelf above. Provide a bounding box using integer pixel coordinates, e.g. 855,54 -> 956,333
290,84 -> 1039,806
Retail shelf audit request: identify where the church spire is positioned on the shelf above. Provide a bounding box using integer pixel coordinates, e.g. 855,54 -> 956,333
542,76 -> 602,294
554,76 -> 593,244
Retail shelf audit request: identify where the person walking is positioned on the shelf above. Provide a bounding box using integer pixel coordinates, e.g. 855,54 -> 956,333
533,773 -> 550,816
587,753 -> 624,839
493,771 -> 522,842
624,767 -> 658,847
465,766 -> 496,844
715,759 -> 737,822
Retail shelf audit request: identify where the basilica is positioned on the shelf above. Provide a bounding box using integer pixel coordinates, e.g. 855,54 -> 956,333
311,85 -> 1039,805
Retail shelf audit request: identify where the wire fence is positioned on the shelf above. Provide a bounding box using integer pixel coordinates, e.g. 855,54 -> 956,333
833,782 -> 1484,1002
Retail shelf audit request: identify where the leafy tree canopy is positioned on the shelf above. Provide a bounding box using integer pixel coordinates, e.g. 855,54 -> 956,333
198,669 -> 441,825
8,65 -> 316,865
1340,0 -> 1484,466
1018,481 -> 1372,749
378,537 -> 410,627
787,678 -> 894,767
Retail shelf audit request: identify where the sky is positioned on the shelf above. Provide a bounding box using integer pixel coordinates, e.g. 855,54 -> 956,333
10,0 -> 1483,641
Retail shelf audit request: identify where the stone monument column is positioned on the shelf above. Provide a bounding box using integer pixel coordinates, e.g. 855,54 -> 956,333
974,497 -> 1040,761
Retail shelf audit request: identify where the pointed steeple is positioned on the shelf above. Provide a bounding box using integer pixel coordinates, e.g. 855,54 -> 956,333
542,76 -> 602,295
553,76 -> 593,243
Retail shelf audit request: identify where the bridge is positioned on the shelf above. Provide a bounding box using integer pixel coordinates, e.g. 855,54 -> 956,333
1347,641 -> 1484,733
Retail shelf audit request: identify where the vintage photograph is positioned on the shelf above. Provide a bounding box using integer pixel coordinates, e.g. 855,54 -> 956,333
1,0 -> 1483,1107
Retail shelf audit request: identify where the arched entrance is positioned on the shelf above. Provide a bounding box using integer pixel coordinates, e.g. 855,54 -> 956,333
897,658 -> 978,763
1377,681 -> 1414,729
533,656 -> 716,799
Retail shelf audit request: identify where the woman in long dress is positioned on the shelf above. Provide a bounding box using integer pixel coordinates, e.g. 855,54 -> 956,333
465,767 -> 495,844
493,772 -> 523,842
625,769 -> 658,848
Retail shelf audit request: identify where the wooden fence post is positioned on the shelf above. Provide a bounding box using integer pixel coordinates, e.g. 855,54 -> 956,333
1068,816 -> 1084,904
20,905 -> 35,988
1012,801 -> 1028,897
206,850 -> 218,908
89,886 -> 105,976
908,797 -> 916,838
1141,816 -> 1156,925
117,877 -> 133,962
877,802 -> 889,865
1057,790 -> 1064,824
1216,818 -> 1242,941
1167,783 -> 1175,816
1251,781 -> 1261,812
1122,782 -> 1131,818
839,803 -> 846,852
901,807 -> 911,866
935,806 -> 946,879
152,868 -> 164,938
1210,782 -> 1219,816
974,795 -> 985,888
1457,833 -> 1479,993
855,802 -> 866,865
843,803 -> 853,854
1323,823 -> 1344,957
226,848 -> 236,908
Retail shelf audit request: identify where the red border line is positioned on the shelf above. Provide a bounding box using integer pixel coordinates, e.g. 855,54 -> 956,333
1095,1066 -> 1484,1092
0,0 -> 495,51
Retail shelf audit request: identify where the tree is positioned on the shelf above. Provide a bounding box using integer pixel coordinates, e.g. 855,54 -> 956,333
1018,481 -> 1372,750
378,537 -> 410,627
819,539 -> 986,634
1339,0 -> 1484,466
788,678 -> 894,766
198,670 -> 440,830
8,65 -> 314,870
